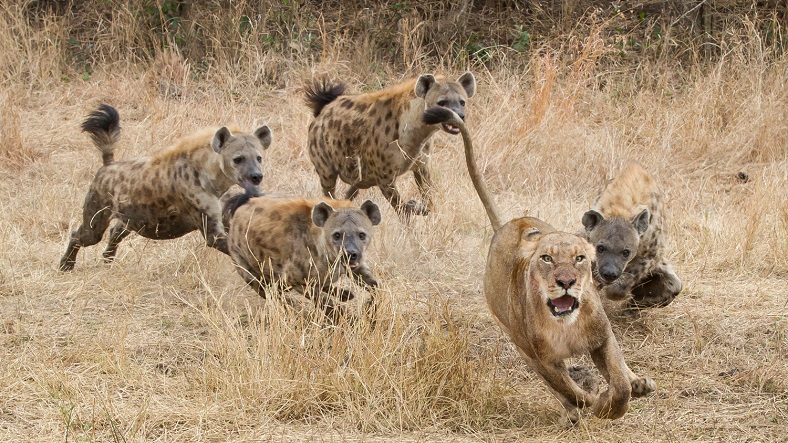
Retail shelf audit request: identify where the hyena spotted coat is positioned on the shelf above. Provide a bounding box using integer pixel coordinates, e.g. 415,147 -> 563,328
304,72 -> 475,217
581,162 -> 682,308
224,189 -> 381,316
59,104 -> 272,271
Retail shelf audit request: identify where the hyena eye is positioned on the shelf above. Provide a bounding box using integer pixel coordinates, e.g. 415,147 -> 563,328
233,157 -> 244,164
256,156 -> 262,162
437,100 -> 447,107
622,249 -> 631,258
596,244 -> 606,254
576,255 -> 586,263
540,255 -> 553,263
459,99 -> 466,106
332,232 -> 342,241
358,232 -> 366,240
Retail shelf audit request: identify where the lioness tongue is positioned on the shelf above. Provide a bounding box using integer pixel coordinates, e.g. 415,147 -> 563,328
552,295 -> 575,312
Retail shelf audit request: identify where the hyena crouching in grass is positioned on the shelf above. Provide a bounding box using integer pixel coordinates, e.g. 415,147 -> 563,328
581,162 -> 682,309
304,72 -> 475,218
59,104 -> 272,271
223,187 -> 381,318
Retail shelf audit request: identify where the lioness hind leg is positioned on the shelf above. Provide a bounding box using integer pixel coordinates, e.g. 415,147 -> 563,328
620,361 -> 657,398
630,376 -> 657,398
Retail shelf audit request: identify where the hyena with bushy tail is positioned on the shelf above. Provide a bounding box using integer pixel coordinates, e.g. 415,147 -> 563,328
59,104 -> 271,270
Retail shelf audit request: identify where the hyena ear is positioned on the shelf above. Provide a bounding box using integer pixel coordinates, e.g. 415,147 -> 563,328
414,74 -> 437,98
359,200 -> 382,226
631,208 -> 651,235
457,71 -> 476,98
582,209 -> 605,232
312,202 -> 335,228
253,125 -> 272,150
212,127 -> 232,153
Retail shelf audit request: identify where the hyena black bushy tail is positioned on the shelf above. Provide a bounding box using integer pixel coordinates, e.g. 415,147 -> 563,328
304,78 -> 347,117
81,104 -> 121,166
422,107 -> 502,231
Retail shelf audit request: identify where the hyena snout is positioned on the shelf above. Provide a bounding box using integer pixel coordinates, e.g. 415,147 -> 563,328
339,244 -> 363,268
248,172 -> 263,185
599,263 -> 622,283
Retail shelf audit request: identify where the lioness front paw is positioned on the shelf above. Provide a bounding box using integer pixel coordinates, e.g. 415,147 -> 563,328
592,389 -> 629,420
631,376 -> 656,397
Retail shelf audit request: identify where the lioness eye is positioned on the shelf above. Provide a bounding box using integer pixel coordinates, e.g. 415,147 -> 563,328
596,244 -> 606,253
622,249 -> 630,258
358,232 -> 366,240
233,157 -> 244,164
540,255 -> 553,263
576,255 -> 585,263
332,232 -> 342,240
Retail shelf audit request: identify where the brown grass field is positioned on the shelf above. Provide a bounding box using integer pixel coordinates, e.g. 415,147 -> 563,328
0,2 -> 786,442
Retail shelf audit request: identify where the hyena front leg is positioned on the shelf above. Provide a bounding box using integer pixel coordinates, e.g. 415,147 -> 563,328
412,156 -> 435,215
102,220 -> 132,262
196,201 -> 229,255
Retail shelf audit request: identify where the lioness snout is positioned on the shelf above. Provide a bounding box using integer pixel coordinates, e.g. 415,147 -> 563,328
556,276 -> 576,289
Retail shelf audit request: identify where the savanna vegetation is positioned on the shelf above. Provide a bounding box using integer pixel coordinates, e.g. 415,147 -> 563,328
0,1 -> 786,441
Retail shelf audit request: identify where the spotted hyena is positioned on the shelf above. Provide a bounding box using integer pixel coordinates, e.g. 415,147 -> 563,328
59,104 -> 272,271
304,72 -> 476,218
223,187 -> 381,317
581,162 -> 682,309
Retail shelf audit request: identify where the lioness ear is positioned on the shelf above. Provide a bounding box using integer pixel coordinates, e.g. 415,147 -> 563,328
212,127 -> 232,153
582,209 -> 605,232
457,71 -> 476,98
414,74 -> 436,98
359,200 -> 381,226
312,202 -> 335,227
253,125 -> 272,150
632,208 -> 651,235
578,236 -> 596,261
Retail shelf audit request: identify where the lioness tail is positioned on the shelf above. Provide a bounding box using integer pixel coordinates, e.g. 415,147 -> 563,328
422,107 -> 503,231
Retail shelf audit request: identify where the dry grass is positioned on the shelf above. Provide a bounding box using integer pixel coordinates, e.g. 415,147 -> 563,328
0,3 -> 786,442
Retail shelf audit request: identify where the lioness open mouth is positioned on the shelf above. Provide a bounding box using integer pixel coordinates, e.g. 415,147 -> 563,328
441,122 -> 460,135
548,295 -> 579,316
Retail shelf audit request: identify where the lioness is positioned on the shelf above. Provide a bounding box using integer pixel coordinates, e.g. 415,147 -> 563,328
423,108 -> 656,422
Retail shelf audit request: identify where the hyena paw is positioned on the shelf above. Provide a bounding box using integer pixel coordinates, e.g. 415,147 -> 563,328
404,199 -> 430,216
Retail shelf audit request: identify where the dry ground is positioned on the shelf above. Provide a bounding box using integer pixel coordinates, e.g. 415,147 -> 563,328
1,27 -> 787,443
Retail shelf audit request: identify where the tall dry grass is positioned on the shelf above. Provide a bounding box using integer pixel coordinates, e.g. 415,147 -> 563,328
0,2 -> 786,442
